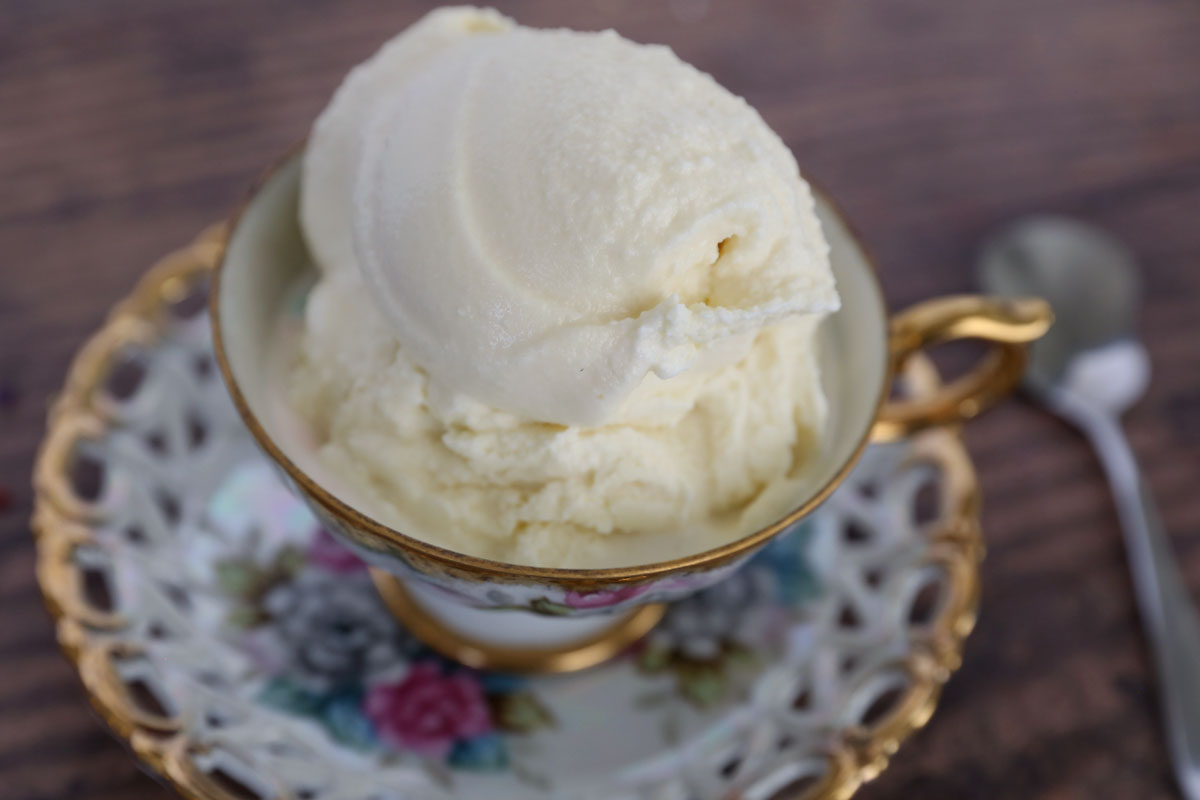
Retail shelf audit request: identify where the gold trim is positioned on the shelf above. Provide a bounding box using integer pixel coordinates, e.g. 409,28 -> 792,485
208,147 -> 893,587
872,295 -> 1053,441
371,570 -> 666,673
33,225 -> 984,800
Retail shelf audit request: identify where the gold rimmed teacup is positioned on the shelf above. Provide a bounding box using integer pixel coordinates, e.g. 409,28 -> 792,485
211,149 -> 1051,672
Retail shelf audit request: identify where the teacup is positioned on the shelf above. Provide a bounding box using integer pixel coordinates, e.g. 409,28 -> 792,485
212,150 -> 1050,671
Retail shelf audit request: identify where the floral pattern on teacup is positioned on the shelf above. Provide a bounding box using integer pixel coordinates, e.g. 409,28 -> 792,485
564,582 -> 655,610
309,490 -> 777,618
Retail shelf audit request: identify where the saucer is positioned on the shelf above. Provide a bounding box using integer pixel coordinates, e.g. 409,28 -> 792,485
34,230 -> 982,800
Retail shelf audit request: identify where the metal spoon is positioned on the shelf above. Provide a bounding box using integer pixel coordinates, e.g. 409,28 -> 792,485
980,216 -> 1200,799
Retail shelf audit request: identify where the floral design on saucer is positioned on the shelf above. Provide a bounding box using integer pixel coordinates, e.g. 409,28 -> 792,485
207,474 -> 558,770
199,460 -> 816,772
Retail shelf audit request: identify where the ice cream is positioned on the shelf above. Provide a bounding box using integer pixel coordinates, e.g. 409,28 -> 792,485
290,7 -> 840,568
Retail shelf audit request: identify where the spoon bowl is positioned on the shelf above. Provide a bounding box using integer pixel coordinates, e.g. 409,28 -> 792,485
979,216 -> 1143,394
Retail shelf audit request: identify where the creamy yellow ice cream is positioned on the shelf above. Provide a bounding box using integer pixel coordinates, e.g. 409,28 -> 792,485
291,7 -> 840,568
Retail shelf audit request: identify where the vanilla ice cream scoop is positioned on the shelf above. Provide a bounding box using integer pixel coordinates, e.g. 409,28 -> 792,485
292,8 -> 841,567
303,8 -> 838,425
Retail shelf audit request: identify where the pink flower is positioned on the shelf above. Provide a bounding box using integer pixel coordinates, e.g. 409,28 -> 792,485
307,528 -> 366,574
564,582 -> 653,610
365,662 -> 492,758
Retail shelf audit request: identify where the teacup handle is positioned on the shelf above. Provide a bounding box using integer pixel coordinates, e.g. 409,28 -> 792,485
871,295 -> 1053,441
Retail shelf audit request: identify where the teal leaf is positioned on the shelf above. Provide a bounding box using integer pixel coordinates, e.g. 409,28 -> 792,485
322,691 -> 376,751
258,677 -> 323,716
480,672 -> 527,694
448,733 -> 507,771
755,522 -> 821,607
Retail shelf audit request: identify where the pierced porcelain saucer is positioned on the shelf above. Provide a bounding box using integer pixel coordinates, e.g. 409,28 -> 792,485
34,231 -> 982,800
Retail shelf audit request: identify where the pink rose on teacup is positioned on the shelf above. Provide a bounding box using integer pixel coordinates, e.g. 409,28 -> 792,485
306,528 -> 367,574
365,662 -> 492,758
564,583 -> 655,610
562,571 -> 720,610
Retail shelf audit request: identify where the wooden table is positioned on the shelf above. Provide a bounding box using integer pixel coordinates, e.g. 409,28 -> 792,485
3,1 -> 1199,798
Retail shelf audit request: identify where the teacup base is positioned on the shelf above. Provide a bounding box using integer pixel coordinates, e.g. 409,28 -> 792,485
370,569 -> 666,673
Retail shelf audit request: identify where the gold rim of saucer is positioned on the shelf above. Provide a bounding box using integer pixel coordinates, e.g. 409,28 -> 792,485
31,227 -> 983,799
370,569 -> 667,673
207,144 -> 895,589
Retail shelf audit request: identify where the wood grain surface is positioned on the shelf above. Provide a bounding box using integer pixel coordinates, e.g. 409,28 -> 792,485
3,1 -> 1200,798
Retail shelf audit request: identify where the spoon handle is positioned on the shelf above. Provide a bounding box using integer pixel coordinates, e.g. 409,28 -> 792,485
1064,396 -> 1200,798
